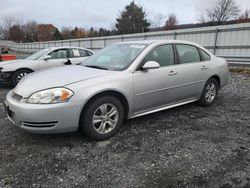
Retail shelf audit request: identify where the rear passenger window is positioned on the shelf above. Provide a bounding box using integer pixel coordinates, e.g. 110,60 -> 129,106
87,51 -> 93,56
142,45 -> 174,67
199,49 -> 211,61
79,49 -> 89,57
176,44 -> 200,64
72,49 -> 81,57
68,49 -> 90,58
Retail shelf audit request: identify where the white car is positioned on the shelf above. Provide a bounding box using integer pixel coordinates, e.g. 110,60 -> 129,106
0,46 -> 94,86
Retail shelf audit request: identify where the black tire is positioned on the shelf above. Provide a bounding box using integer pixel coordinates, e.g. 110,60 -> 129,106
12,69 -> 32,86
79,96 -> 124,140
198,78 -> 219,107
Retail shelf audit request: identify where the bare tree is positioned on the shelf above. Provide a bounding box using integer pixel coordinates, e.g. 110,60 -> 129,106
61,27 -> 74,39
0,17 -> 16,40
23,21 -> 38,42
239,9 -> 250,19
206,0 -> 240,23
9,24 -> 24,42
165,13 -> 178,29
197,14 -> 206,23
152,13 -> 165,28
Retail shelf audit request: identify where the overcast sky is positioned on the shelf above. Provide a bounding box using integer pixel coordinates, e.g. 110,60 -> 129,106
0,0 -> 249,29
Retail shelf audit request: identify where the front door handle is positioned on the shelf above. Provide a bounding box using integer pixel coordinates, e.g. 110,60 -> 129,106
168,70 -> 177,76
201,65 -> 208,70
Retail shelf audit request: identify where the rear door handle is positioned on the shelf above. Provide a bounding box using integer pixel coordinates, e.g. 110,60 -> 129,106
168,70 -> 177,76
201,65 -> 208,70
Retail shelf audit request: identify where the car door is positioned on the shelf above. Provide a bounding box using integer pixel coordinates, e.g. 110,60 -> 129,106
133,44 -> 180,113
68,49 -> 91,65
172,44 -> 210,101
38,49 -> 68,70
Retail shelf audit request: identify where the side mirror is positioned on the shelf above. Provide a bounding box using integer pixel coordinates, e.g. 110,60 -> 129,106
64,59 -> 72,65
141,61 -> 160,70
43,55 -> 52,61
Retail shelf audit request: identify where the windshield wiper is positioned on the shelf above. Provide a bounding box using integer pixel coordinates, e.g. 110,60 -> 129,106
84,65 -> 108,70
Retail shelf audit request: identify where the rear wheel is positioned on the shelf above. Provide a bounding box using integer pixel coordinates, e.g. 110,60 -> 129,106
198,78 -> 219,106
79,96 -> 124,140
12,69 -> 32,86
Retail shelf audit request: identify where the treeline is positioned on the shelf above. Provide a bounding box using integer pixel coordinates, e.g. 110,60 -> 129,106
0,0 -> 249,43
3,22 -> 118,43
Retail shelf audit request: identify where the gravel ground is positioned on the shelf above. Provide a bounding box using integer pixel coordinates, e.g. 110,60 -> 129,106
0,73 -> 250,188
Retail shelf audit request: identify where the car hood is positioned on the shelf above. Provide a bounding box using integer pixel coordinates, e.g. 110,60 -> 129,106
0,59 -> 33,66
14,65 -> 112,97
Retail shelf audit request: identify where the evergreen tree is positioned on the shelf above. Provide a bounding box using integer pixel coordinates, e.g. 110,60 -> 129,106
115,1 -> 150,34
53,29 -> 63,40
88,27 -> 98,37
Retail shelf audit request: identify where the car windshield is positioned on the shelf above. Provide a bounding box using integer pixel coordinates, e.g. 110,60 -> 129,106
26,48 -> 50,60
81,43 -> 148,71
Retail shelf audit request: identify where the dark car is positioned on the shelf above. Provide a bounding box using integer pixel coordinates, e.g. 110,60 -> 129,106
1,46 -> 9,54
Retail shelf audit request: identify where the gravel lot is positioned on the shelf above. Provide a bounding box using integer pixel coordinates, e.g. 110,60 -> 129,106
0,73 -> 250,188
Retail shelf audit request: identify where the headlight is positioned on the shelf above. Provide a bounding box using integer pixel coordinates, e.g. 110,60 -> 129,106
27,88 -> 73,104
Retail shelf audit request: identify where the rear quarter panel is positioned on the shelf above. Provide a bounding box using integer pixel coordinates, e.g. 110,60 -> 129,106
207,56 -> 229,88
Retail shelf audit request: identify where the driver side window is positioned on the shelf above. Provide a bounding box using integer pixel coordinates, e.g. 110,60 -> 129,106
142,45 -> 174,67
49,49 -> 68,59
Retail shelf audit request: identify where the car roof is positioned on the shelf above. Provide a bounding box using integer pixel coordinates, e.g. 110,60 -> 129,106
116,40 -> 200,46
115,40 -> 211,54
48,46 -> 92,51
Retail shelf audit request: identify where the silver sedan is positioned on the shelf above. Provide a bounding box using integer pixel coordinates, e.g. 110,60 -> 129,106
4,40 -> 229,140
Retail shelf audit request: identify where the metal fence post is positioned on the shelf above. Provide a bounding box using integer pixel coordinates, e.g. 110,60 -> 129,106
174,32 -> 177,40
213,29 -> 219,55
104,38 -> 107,47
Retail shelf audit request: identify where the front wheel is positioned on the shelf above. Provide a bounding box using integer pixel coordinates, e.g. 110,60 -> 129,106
12,69 -> 32,86
79,96 -> 124,140
198,78 -> 219,106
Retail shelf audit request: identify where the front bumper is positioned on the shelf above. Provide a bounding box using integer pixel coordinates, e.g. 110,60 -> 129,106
0,71 -> 12,83
4,91 -> 82,134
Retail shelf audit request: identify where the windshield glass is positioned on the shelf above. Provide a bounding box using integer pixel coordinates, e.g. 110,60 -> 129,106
26,48 -> 50,60
81,43 -> 148,71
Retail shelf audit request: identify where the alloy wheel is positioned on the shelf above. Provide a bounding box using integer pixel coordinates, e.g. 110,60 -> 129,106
16,72 -> 28,83
92,103 -> 119,134
205,82 -> 217,103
